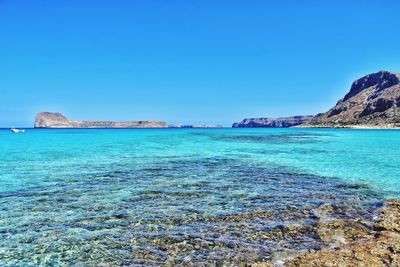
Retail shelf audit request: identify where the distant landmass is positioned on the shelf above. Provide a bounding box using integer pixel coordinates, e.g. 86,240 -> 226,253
35,71 -> 400,129
34,112 -> 223,129
233,70 -> 400,128
309,71 -> 400,128
34,112 -> 168,128
232,115 -> 315,128
168,123 -> 223,128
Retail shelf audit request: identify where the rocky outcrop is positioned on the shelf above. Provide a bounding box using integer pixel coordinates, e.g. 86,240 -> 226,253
232,116 -> 314,128
310,70 -> 400,127
34,112 -> 79,128
234,70 -> 400,128
34,112 -> 168,128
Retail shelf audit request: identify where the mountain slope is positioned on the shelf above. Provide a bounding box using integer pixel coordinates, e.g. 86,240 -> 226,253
310,70 -> 400,127
232,70 -> 400,128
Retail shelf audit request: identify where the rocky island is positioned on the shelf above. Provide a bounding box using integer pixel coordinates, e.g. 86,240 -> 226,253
233,70 -> 400,128
34,112 -> 168,128
34,112 -> 223,129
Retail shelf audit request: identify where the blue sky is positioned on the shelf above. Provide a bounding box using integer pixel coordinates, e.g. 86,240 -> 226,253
1,0 -> 400,126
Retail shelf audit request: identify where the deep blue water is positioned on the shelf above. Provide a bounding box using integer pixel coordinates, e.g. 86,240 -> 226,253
0,128 -> 399,265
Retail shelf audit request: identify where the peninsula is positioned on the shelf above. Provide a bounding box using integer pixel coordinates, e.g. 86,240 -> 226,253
233,70 -> 400,128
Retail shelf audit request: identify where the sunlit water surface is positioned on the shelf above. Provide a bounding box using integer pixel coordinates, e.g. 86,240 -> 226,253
0,128 -> 399,265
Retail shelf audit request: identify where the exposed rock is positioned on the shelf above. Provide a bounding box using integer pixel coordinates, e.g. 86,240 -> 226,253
232,116 -> 314,128
376,200 -> 400,232
34,112 -> 79,128
34,112 -> 168,128
343,71 -> 400,101
234,70 -> 400,128
310,70 -> 400,127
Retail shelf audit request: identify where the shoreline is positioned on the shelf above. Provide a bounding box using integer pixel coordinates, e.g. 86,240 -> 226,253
295,124 -> 400,129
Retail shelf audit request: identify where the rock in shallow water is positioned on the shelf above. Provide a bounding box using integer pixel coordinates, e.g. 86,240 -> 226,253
261,200 -> 400,266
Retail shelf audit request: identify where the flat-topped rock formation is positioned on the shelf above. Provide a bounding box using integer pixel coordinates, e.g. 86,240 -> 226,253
232,115 -> 315,128
309,70 -> 400,127
233,70 -> 400,128
34,112 -> 168,128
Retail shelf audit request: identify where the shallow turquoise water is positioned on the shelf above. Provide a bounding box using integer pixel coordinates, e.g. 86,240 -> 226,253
0,128 -> 399,265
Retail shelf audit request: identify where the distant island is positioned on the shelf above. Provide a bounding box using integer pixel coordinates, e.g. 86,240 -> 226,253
35,71 -> 400,129
169,124 -> 223,129
34,112 -> 168,128
34,112 -> 223,129
233,70 -> 400,128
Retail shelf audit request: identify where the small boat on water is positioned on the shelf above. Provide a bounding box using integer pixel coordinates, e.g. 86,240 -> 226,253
10,128 -> 25,133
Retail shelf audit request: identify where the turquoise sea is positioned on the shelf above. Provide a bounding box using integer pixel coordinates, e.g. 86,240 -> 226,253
0,128 -> 399,265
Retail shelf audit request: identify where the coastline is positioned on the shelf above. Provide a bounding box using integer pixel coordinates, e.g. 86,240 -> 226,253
2,1 -> 400,265
294,124 -> 400,130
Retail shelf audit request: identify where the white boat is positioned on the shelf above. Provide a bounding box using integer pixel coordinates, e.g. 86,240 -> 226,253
10,128 -> 25,133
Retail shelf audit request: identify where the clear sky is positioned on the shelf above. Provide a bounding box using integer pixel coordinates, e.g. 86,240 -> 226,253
1,0 -> 400,127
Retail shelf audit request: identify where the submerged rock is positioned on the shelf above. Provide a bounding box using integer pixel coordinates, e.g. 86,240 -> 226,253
283,200 -> 400,266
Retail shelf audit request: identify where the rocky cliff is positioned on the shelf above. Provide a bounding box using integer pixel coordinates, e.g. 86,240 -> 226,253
34,112 -> 168,128
232,115 -> 315,128
233,70 -> 400,128
309,70 -> 400,127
